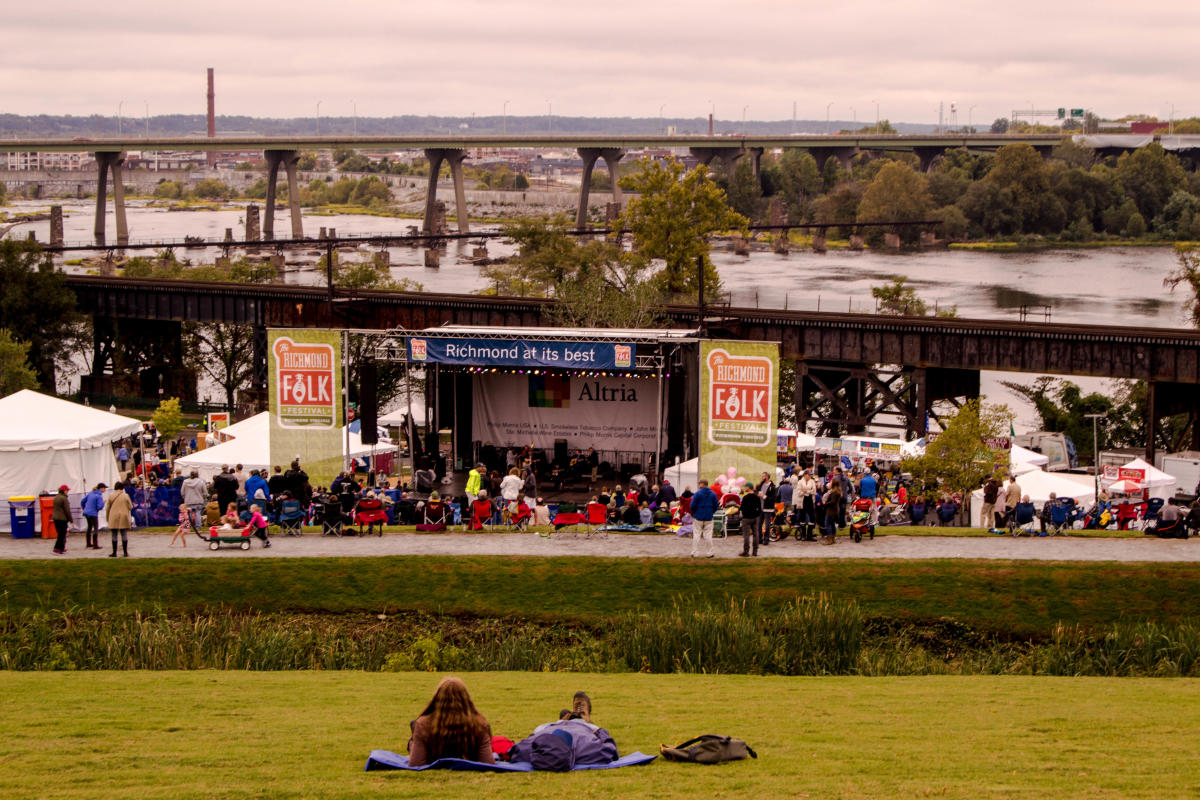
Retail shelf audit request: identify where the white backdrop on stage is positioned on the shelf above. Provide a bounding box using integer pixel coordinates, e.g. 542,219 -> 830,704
472,374 -> 660,450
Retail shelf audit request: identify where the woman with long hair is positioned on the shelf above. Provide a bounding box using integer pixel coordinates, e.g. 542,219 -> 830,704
406,677 -> 493,766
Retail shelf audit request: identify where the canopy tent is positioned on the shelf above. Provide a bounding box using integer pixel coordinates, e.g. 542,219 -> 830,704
663,457 -> 700,494
1115,458 -> 1176,499
0,390 -> 142,530
213,412 -> 268,443
379,398 -> 427,427
969,468 -> 1096,524
176,416 -> 397,481
1011,444 -> 1050,468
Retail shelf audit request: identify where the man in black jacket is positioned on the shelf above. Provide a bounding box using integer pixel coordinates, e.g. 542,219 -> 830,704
211,465 -> 239,512
739,486 -> 762,557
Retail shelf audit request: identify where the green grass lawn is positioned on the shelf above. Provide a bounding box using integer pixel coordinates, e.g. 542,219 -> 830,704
4,556 -> 1200,636
1,671 -> 1196,799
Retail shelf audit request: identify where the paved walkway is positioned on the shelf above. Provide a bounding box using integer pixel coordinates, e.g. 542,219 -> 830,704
4,530 -> 1200,562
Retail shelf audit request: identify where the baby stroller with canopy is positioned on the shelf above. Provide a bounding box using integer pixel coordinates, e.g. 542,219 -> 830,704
848,498 -> 875,542
767,503 -> 797,542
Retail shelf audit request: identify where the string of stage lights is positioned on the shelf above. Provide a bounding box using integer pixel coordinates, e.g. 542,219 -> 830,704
448,366 -> 668,378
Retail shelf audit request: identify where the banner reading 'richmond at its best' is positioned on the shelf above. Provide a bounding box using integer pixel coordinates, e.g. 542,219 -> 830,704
268,329 -> 342,488
699,340 -> 779,483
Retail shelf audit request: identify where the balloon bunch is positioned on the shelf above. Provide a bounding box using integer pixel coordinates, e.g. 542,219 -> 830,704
712,467 -> 747,496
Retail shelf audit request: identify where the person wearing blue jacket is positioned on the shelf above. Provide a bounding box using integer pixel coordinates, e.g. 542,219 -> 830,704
689,479 -> 719,558
82,483 -> 107,550
244,470 -> 271,504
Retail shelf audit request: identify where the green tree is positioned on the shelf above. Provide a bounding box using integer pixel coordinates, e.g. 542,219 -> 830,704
725,157 -> 765,220
990,118 -> 1009,134
1000,376 -> 1114,464
340,154 -> 371,173
1125,211 -> 1147,237
856,161 -> 932,242
1154,190 -> 1200,238
184,324 -> 254,408
0,240 -> 77,389
332,146 -> 356,166
1116,144 -> 1187,221
1165,246 -> 1200,326
958,143 -> 1065,235
153,180 -> 183,199
514,173 -> 530,190
901,399 -> 1013,503
297,151 -> 318,170
191,178 -> 233,201
618,158 -> 748,298
0,328 -> 39,395
777,150 -> 823,223
871,276 -> 956,317
151,397 -> 184,442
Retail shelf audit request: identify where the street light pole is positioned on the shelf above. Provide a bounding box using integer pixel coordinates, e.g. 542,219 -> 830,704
353,101 -> 357,136
659,103 -> 666,134
742,105 -> 748,136
502,100 -> 509,134
117,100 -> 124,136
316,100 -> 322,135
826,102 -> 833,134
1086,413 -> 1106,500
969,105 -> 977,132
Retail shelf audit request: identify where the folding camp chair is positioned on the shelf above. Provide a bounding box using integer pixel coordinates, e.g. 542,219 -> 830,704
317,500 -> 344,537
552,502 -> 587,536
416,500 -> 449,532
278,499 -> 306,536
469,498 -> 494,531
585,501 -> 609,538
354,496 -> 388,536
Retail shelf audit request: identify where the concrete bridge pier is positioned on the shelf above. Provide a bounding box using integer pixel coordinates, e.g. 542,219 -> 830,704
423,149 -> 469,234
913,147 -> 944,173
575,148 -> 625,229
92,152 -> 129,246
689,147 -> 758,179
808,147 -> 859,173
263,150 -> 303,240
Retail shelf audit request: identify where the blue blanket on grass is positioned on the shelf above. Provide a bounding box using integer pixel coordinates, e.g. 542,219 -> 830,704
364,750 -> 657,772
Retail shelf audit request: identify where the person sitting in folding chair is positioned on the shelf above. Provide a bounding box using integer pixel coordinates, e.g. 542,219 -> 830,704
1009,495 -> 1038,536
469,490 -> 494,531
416,491 -> 449,532
354,491 -> 388,536
315,495 -> 345,537
508,492 -> 533,531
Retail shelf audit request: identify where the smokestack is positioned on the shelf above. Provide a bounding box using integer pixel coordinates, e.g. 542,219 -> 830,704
206,68 -> 216,168
708,113 -> 713,136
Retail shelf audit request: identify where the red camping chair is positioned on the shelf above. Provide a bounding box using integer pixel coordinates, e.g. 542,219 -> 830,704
509,501 -> 533,530
354,496 -> 388,536
415,500 -> 448,532
585,501 -> 609,538
470,498 -> 494,531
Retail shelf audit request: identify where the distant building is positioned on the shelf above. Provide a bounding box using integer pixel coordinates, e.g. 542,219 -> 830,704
1130,121 -> 1170,134
4,151 -> 92,170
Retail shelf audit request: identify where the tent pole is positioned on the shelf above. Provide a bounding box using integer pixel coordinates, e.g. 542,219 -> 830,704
343,330 -> 351,476
405,345 -> 415,491
655,359 -> 664,486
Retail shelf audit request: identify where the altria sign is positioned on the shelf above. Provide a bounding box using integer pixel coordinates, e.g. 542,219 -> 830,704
706,347 -> 773,446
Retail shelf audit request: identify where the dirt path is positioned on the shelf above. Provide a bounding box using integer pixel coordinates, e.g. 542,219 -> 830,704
5,530 -> 1199,562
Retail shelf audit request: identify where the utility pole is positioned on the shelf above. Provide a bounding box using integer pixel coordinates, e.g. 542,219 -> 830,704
1086,413 -> 1106,500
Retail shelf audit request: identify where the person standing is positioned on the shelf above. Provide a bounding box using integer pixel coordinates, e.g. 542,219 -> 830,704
81,483 -> 106,550
180,469 -> 208,533
117,444 -> 129,473
689,479 -> 719,558
105,481 -> 133,557
739,485 -> 762,557
1004,476 -> 1022,528
50,484 -> 73,554
212,465 -> 239,514
465,463 -> 483,507
821,480 -> 842,542
234,464 -> 248,502
795,469 -> 818,541
755,471 -> 776,547
500,468 -> 523,503
981,475 -> 1001,530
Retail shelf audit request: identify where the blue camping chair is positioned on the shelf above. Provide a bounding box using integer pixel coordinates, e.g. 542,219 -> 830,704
1048,497 -> 1072,535
1009,501 -> 1038,536
278,499 -> 306,535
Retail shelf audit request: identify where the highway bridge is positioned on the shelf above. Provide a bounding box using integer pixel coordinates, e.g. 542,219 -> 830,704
67,275 -> 1200,457
4,133 -> 1068,245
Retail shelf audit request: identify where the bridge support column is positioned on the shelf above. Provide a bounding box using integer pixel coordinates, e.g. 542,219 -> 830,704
576,148 -> 600,228
263,150 -> 302,241
808,147 -> 859,172
423,149 -> 469,234
601,148 -> 625,208
93,152 -> 129,246
690,147 -> 744,178
913,147 -> 942,173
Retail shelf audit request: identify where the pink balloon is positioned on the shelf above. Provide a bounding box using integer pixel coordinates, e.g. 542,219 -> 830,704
726,467 -> 738,479
714,475 -> 726,485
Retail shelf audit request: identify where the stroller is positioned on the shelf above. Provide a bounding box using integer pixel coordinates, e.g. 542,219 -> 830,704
1008,500 -> 1038,536
767,503 -> 797,542
849,498 -> 875,542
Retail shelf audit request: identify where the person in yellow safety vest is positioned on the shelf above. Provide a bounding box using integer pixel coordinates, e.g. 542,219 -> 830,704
466,462 -> 484,506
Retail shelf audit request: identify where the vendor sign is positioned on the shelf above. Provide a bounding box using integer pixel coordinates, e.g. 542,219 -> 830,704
207,412 -> 230,433
268,329 -> 343,487
407,336 -> 635,369
699,340 -> 778,480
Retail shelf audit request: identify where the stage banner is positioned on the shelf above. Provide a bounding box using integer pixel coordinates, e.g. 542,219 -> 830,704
268,329 -> 343,488
408,336 -> 635,369
699,340 -> 778,483
472,374 -> 658,451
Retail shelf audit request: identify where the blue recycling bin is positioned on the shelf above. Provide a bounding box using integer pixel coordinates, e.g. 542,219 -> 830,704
8,496 -> 36,539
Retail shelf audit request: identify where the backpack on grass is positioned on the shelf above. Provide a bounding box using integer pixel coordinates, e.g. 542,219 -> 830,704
659,735 -> 757,764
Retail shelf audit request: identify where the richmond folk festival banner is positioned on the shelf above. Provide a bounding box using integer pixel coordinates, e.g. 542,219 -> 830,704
268,329 -> 343,488
699,340 -> 779,482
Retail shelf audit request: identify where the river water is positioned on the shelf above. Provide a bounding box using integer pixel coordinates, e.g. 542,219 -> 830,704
5,199 -> 1193,428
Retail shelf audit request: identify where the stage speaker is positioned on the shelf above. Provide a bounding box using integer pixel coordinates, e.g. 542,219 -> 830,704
359,361 -> 378,444
554,438 -> 568,466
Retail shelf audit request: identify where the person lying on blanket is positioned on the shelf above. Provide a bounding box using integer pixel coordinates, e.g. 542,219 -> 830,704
505,691 -> 620,768
405,677 -> 494,767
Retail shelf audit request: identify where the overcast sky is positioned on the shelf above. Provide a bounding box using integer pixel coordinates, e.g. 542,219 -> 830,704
3,0 -> 1196,127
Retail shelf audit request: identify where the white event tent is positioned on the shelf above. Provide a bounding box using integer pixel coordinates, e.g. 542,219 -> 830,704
175,412 -> 396,481
1115,457 -> 1177,500
969,469 -> 1096,524
0,390 -> 142,530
